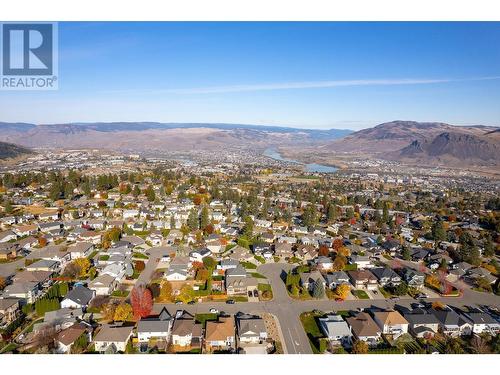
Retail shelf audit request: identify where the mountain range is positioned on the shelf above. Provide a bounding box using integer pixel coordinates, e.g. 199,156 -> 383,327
0,120 -> 498,168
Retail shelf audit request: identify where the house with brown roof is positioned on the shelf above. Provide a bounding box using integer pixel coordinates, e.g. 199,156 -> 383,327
205,316 -> 236,353
372,310 -> 409,339
348,269 -> 378,290
346,312 -> 381,347
55,323 -> 91,353
170,311 -> 203,350
93,324 -> 134,353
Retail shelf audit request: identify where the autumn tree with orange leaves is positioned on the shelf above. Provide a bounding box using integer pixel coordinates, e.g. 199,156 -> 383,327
130,284 -> 153,319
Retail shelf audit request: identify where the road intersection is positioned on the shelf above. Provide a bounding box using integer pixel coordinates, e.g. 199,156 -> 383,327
153,262 -> 500,354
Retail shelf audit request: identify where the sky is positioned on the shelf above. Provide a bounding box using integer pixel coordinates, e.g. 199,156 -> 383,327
1,22 -> 500,130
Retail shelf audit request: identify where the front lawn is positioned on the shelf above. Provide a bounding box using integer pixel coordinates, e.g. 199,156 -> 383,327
352,290 -> 370,299
132,252 -> 149,260
254,255 -> 266,264
195,313 -> 218,327
250,272 -> 267,279
240,261 -> 257,269
299,312 -> 324,354
111,289 -> 129,298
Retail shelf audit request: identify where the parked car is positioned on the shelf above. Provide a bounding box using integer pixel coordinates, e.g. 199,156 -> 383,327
209,308 -> 219,314
253,290 -> 258,297
226,299 -> 235,304
188,300 -> 196,305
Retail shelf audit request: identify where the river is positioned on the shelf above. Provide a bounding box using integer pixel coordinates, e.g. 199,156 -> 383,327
263,148 -> 338,173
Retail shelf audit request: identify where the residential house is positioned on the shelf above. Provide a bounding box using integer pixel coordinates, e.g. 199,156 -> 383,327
300,271 -> 326,292
68,242 -> 94,260
61,286 -> 95,309
346,312 -> 381,347
26,259 -> 59,272
318,314 -> 352,347
315,256 -> 334,271
348,270 -> 378,290
324,271 -> 350,290
55,323 -> 91,354
88,274 -> 117,296
370,267 -> 401,287
274,242 -> 294,259
137,307 -> 173,343
236,313 -> 268,346
170,311 -> 203,349
0,299 -> 20,326
403,309 -> 440,338
3,281 -> 40,303
401,268 -> 425,289
349,254 -> 373,269
93,324 -> 134,353
373,310 -> 409,339
205,316 -> 236,352
431,308 -> 473,337
462,311 -> 500,335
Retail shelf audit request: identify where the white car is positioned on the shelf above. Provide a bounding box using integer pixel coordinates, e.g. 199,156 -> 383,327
209,308 -> 219,314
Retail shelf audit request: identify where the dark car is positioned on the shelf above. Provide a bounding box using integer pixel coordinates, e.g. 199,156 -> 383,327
253,290 -> 259,298
187,300 -> 196,305
226,299 -> 235,304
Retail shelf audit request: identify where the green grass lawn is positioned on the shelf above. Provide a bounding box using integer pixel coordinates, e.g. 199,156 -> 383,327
254,255 -> 266,264
299,312 -> 324,354
195,313 -> 218,327
378,287 -> 392,298
111,290 -> 129,297
132,252 -> 149,259
99,255 -> 110,261
240,261 -> 257,269
352,290 -> 370,299
250,272 -> 267,279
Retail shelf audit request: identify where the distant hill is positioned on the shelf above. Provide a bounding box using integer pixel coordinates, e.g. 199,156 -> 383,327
0,141 -> 32,159
395,131 -> 500,166
0,122 -> 352,151
322,120 -> 498,153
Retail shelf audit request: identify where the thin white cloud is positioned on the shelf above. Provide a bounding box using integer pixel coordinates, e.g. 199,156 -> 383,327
105,76 -> 500,95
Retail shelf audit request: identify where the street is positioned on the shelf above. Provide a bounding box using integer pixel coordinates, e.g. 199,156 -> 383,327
152,262 -> 500,354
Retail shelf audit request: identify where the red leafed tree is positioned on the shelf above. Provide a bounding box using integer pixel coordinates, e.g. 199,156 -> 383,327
130,284 -> 153,319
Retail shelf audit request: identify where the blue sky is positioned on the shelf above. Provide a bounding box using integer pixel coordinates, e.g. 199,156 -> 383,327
1,22 -> 500,130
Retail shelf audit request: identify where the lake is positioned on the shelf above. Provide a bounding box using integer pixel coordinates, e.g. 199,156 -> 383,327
263,148 -> 338,173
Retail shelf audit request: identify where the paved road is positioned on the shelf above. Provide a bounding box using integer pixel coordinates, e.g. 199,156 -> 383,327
153,262 -> 500,354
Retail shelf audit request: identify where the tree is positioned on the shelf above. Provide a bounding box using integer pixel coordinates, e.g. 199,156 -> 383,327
401,245 -> 411,261
158,281 -> 173,302
195,267 -> 209,281
187,208 -> 199,230
352,340 -> 368,354
333,284 -> 350,300
177,284 -> 195,303
318,244 -> 329,257
202,256 -> 217,271
130,285 -> 153,319
200,205 -> 210,230
432,220 -> 447,242
327,204 -> 337,223
0,276 -> 5,290
134,260 -> 145,272
243,216 -> 254,237
114,303 -> 133,322
144,185 -> 156,202
73,257 -> 91,277
102,302 -> 118,321
132,185 -> 141,198
312,278 -> 325,299
332,255 -> 346,271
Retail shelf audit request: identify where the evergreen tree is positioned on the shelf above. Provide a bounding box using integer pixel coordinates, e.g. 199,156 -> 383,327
187,208 -> 199,230
312,278 -> 325,299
